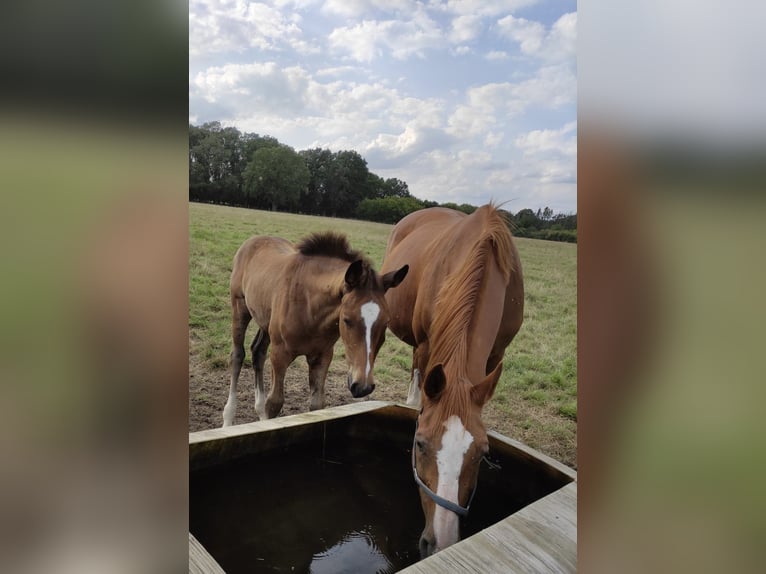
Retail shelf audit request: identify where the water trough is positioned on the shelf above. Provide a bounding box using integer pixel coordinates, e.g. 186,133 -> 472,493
190,401 -> 576,573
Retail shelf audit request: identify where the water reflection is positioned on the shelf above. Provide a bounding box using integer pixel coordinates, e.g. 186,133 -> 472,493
310,527 -> 394,574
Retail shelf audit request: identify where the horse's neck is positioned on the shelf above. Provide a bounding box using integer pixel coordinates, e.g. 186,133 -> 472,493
301,259 -> 348,319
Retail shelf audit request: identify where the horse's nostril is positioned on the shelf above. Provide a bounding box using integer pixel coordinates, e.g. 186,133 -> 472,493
419,535 -> 435,558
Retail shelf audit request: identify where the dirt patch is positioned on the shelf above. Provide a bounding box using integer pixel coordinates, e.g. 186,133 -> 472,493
189,357 -> 410,432
189,359 -> 575,467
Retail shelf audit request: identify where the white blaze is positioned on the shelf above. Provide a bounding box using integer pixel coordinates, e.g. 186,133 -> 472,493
360,301 -> 380,378
433,415 -> 474,550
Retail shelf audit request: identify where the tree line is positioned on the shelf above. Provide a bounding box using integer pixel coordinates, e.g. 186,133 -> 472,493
189,121 -> 576,242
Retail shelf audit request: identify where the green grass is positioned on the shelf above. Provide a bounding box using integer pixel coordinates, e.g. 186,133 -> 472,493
189,202 -> 577,466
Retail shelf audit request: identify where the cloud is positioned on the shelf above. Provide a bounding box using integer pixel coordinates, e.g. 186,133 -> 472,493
496,12 -> 576,63
321,0 -> 416,18
515,121 -> 577,157
191,62 -> 311,114
485,50 -> 509,61
189,0 -> 318,56
328,10 -> 444,62
440,0 -> 540,18
446,64 -> 575,137
448,14 -> 483,43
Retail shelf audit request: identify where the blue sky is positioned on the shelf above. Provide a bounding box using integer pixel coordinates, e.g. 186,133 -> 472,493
190,0 -> 577,213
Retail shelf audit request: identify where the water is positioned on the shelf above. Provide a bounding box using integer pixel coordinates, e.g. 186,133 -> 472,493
190,435 -> 567,573
191,442 -> 423,573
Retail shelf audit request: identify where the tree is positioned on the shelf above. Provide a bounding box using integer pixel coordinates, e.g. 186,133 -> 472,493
515,208 -> 541,230
243,145 -> 310,212
323,150 -> 372,217
300,147 -> 335,214
381,177 -> 410,198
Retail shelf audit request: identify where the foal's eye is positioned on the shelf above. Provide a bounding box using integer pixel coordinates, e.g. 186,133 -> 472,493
416,439 -> 426,454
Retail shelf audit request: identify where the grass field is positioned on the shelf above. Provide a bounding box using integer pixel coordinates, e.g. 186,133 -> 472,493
189,202 -> 577,467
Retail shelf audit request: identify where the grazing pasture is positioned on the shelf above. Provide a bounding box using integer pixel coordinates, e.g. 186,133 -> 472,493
188,202 -> 577,468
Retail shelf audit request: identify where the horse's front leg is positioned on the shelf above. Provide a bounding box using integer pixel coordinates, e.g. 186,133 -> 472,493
307,347 -> 334,411
406,368 -> 421,407
406,343 -> 429,408
265,344 -> 293,419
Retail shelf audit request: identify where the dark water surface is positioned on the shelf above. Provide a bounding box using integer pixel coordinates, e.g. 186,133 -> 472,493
191,435 -> 565,573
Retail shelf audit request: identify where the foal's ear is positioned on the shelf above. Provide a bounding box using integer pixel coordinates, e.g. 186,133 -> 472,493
344,259 -> 366,290
382,264 -> 409,291
471,362 -> 503,407
424,363 -> 446,401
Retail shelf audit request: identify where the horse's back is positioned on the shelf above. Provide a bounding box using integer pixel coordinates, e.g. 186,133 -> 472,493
231,236 -> 296,326
383,205 -> 523,356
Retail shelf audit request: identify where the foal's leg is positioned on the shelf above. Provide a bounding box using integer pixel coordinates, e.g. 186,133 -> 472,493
251,329 -> 270,420
307,346 -> 334,411
265,343 -> 293,419
223,297 -> 251,427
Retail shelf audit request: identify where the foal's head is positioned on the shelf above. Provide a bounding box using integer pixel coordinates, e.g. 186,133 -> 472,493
412,362 -> 503,557
339,259 -> 408,398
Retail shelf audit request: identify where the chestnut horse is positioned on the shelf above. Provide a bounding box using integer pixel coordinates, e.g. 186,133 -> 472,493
380,204 -> 524,557
223,232 -> 408,426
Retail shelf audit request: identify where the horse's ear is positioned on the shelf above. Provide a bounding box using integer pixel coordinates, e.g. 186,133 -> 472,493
423,364 -> 446,401
382,264 -> 409,291
344,259 -> 365,290
471,362 -> 503,407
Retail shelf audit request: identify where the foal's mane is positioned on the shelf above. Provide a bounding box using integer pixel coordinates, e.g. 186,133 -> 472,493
296,231 -> 379,289
297,232 -> 363,261
428,204 -> 514,378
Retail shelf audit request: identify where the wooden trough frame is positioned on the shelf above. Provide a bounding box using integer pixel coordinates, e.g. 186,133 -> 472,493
189,401 -> 576,573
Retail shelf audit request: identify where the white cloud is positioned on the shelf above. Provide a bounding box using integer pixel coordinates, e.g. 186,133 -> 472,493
190,0 -> 316,56
515,121 -> 577,156
485,50 -> 509,60
496,12 -> 576,63
448,14 -> 483,43
322,0 -> 416,18
484,131 -> 503,147
328,10 -> 444,62
440,0 -> 540,18
191,62 -> 310,114
447,64 -> 574,135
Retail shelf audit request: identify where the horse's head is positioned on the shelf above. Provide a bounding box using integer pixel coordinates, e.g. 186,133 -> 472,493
412,362 -> 503,558
339,259 -> 409,398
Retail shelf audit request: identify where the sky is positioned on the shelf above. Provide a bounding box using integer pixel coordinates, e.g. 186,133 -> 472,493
189,0 -> 577,214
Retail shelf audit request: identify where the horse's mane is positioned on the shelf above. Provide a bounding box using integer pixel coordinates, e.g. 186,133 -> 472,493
297,232 -> 363,262
428,204 -> 515,378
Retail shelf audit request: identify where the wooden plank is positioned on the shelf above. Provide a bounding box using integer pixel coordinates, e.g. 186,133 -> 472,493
189,533 -> 226,574
487,430 -> 577,481
190,400 -> 395,445
398,482 -> 577,574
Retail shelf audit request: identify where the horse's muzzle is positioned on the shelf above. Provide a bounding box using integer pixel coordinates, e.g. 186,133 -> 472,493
419,533 -> 436,559
347,373 -> 375,398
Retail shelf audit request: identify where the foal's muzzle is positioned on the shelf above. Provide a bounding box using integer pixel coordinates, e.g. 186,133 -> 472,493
347,373 -> 375,398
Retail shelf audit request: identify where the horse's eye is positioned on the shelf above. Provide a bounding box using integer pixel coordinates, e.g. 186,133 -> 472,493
343,318 -> 352,326
416,439 -> 426,454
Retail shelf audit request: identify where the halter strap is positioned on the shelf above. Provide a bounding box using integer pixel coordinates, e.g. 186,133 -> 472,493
411,422 -> 478,517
